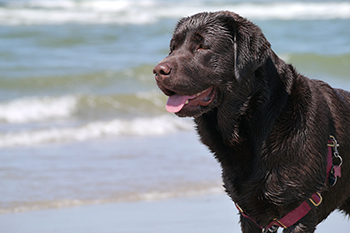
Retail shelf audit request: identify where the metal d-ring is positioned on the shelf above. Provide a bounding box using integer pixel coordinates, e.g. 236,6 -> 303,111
262,225 -> 278,233
328,135 -> 343,167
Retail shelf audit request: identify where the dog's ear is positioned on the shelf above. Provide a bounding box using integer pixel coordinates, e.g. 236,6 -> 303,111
220,12 -> 272,81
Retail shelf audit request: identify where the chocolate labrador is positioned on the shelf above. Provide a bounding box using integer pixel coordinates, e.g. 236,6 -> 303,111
153,11 -> 350,233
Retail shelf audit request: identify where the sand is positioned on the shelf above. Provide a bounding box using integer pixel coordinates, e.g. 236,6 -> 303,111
0,194 -> 348,233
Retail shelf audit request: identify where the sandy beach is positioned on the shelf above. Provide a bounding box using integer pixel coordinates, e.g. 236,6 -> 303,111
0,194 -> 348,233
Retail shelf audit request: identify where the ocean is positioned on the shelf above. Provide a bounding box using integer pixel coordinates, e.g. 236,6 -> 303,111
1,0 -> 350,215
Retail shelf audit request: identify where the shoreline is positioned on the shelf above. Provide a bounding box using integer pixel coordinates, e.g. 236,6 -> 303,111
0,194 -> 348,233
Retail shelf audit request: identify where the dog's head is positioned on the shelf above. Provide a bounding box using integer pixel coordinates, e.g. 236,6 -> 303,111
153,11 -> 271,118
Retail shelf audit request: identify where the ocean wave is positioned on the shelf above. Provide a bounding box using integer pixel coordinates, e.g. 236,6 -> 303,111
0,115 -> 194,147
1,1 -> 350,25
0,96 -> 77,123
0,91 -> 167,124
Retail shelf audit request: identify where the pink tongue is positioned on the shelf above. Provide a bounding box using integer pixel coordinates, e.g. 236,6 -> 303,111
166,94 -> 193,113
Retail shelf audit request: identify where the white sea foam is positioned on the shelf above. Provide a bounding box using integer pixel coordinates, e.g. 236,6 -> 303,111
1,1 -> 350,25
0,183 -> 223,214
0,115 -> 194,147
0,96 -> 77,123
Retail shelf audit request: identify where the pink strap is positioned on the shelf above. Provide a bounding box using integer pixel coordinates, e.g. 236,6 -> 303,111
237,138 -> 337,231
235,193 -> 322,230
327,143 -> 333,176
266,193 -> 322,229
235,203 -> 263,229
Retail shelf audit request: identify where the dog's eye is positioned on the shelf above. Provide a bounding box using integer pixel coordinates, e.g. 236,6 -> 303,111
196,44 -> 210,51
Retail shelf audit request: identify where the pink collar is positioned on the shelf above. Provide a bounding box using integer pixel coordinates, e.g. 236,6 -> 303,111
236,135 -> 342,232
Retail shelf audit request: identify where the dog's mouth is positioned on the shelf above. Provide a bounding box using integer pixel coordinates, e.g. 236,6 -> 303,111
165,86 -> 216,114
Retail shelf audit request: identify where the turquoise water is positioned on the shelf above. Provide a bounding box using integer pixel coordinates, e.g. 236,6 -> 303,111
0,0 -> 350,214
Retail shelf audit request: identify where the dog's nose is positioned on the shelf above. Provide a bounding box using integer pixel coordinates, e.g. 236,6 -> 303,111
153,63 -> 171,81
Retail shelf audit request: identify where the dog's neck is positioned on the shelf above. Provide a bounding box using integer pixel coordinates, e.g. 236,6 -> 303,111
194,54 -> 295,202
195,54 -> 294,162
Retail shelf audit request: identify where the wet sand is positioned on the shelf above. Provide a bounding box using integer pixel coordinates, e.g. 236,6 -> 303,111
0,194 -> 348,233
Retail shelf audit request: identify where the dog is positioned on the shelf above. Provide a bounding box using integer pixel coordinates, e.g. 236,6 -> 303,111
153,11 -> 350,233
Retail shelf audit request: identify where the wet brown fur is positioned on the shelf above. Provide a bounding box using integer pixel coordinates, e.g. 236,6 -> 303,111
153,11 -> 350,232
